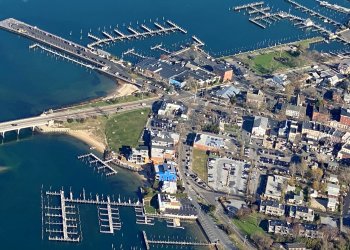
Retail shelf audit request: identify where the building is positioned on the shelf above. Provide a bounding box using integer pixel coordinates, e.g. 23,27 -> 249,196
312,106 -> 330,122
338,60 -> 350,74
288,191 -> 304,205
151,131 -> 179,164
263,175 -> 287,200
158,194 -> 181,211
340,108 -> 350,126
259,200 -> 285,217
302,121 -> 345,143
268,220 -> 291,235
193,133 -> 225,152
161,181 -> 177,194
154,163 -> 177,182
327,197 -> 338,212
246,90 -> 265,108
157,100 -> 188,119
289,206 -> 314,222
338,143 -> 350,159
285,104 -> 306,120
213,85 -> 240,101
251,116 -> 269,138
127,146 -> 150,165
299,224 -> 323,239
327,183 -> 340,198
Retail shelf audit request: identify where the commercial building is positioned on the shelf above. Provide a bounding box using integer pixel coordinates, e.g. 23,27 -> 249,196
154,163 -> 177,182
263,175 -> 287,200
193,133 -> 225,152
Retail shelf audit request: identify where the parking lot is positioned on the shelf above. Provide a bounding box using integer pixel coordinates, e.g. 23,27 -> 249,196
207,158 -> 249,195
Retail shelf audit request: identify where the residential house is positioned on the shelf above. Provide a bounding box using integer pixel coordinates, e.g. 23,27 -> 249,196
268,220 -> 291,235
312,106 -> 330,122
259,200 -> 285,217
158,194 -> 181,211
161,181 -> 177,194
340,108 -> 350,126
289,206 -> 314,222
299,224 -> 323,239
154,163 -> 177,182
127,146 -> 150,165
246,90 -> 265,108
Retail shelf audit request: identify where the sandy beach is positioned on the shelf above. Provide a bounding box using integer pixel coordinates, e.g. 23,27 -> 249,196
105,83 -> 140,99
37,125 -> 106,153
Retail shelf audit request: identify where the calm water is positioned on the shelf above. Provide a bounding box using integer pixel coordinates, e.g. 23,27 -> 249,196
0,0 -> 349,249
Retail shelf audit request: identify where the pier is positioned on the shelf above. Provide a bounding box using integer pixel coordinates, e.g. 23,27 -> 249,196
78,153 -> 118,177
122,48 -> 150,59
87,20 -> 187,48
286,0 -> 343,27
142,231 -> 213,249
0,18 -> 133,83
317,0 -> 350,14
98,196 -> 122,233
151,43 -> 172,54
233,2 -> 281,29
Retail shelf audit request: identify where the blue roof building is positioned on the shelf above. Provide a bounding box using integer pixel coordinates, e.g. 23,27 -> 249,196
154,163 -> 177,182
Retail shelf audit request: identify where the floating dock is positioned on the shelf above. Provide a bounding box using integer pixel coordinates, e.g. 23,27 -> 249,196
317,0 -> 350,14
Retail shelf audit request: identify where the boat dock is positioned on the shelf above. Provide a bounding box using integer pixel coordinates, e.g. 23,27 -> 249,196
150,43 -> 172,54
78,153 -> 118,177
87,20 -> 187,48
233,2 -> 281,29
122,48 -> 150,59
142,231 -> 213,249
317,0 -> 350,14
286,0 -> 343,27
0,18 -> 133,83
44,190 -> 81,242
98,196 -> 122,233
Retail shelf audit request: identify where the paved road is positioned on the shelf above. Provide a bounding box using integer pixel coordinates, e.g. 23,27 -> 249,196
176,129 -> 237,250
0,98 -> 157,134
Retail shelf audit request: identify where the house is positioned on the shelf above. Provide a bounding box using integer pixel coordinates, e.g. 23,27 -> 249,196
327,183 -> 340,198
158,194 -> 181,211
259,200 -> 285,217
154,163 -> 177,182
338,59 -> 350,74
263,175 -> 287,200
328,174 -> 339,184
193,133 -> 225,152
327,197 -> 338,212
299,224 -> 323,239
344,93 -> 350,104
246,90 -> 265,108
288,191 -> 304,205
285,104 -> 306,120
127,146 -> 150,165
161,181 -> 177,194
268,219 -> 291,235
340,108 -> 350,126
251,116 -> 269,138
338,143 -> 350,159
289,206 -> 314,222
312,106 -> 330,122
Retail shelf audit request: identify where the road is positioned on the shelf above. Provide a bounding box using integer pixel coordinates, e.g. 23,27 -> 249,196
0,97 -> 158,134
176,127 -> 237,250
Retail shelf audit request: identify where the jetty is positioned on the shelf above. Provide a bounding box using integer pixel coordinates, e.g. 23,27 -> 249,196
87,20 -> 187,48
0,18 -> 133,83
78,153 -> 118,177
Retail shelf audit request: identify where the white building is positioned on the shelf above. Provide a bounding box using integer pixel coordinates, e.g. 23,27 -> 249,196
251,116 -> 268,138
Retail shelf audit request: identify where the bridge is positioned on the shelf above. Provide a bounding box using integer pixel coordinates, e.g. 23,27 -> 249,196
0,18 -> 134,83
0,98 -> 155,137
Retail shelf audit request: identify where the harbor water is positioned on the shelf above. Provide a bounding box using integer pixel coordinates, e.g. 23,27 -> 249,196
0,0 -> 349,249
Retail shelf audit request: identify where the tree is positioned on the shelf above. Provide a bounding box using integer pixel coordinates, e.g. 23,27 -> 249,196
289,163 -> 297,177
236,207 -> 251,219
312,180 -> 320,191
291,223 -> 301,239
285,84 -> 295,101
251,233 -> 273,250
312,168 -> 324,182
320,225 -> 339,250
297,159 -> 308,178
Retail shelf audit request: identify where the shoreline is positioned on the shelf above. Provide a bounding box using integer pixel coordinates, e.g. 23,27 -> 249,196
36,125 -> 147,183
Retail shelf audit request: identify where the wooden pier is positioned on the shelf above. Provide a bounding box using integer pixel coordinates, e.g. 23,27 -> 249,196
317,0 -> 350,14
87,20 -> 187,48
142,231 -> 213,249
78,153 -> 118,177
122,48 -> 150,59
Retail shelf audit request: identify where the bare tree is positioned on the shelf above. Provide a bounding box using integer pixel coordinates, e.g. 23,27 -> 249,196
251,233 -> 274,250
289,163 -> 297,177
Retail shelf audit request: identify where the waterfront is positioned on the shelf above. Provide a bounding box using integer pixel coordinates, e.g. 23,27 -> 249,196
1,0 -> 350,249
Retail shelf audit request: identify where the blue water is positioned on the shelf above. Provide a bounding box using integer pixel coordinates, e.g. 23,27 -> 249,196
0,0 -> 349,249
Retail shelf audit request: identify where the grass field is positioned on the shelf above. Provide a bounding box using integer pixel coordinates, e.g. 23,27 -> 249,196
233,213 -> 265,237
192,148 -> 209,182
105,108 -> 150,152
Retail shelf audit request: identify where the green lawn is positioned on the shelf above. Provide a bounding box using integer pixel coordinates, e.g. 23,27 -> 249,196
105,108 -> 150,152
233,213 -> 265,237
192,148 -> 209,182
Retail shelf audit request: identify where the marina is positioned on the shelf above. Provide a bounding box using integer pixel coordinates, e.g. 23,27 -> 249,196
87,20 -> 187,48
317,0 -> 350,14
